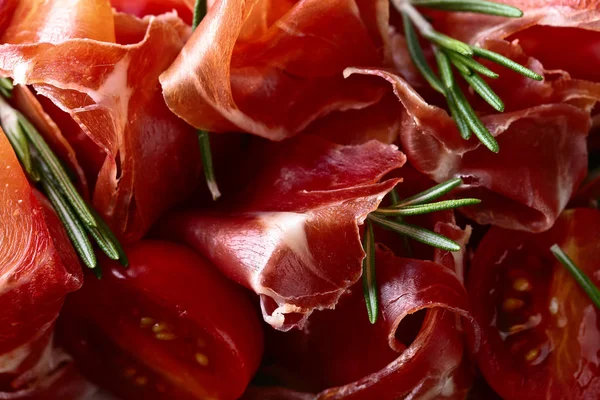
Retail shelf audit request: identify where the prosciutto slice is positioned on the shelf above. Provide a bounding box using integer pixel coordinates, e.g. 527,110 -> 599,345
159,0 -> 391,141
244,244 -> 476,400
0,133 -> 82,393
110,0 -> 194,24
156,136 -> 405,330
344,67 -> 594,232
0,0 -> 201,242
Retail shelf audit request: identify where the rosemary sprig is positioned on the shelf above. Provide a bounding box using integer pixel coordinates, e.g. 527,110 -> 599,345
394,0 -> 543,152
551,244 -> 600,310
0,78 -> 127,271
411,0 -> 523,17
192,0 -> 221,201
361,177 -> 477,323
362,220 -> 378,323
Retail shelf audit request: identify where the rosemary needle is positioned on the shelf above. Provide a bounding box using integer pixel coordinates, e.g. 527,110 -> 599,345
411,0 -> 523,18
394,177 -> 463,208
403,14 -> 444,94
192,0 -> 221,201
374,198 -> 481,217
551,245 -> 600,310
369,214 -> 461,251
361,220 -> 378,324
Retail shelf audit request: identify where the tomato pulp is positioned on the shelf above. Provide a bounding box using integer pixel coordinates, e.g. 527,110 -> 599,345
468,208 -> 600,400
60,240 -> 264,400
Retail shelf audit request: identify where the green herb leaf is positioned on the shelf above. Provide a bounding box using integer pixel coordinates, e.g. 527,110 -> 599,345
90,207 -> 129,267
361,220 -> 378,324
423,30 -> 473,56
447,90 -> 471,139
387,188 -> 414,257
192,0 -> 207,30
0,77 -> 13,98
18,114 -> 98,227
458,70 -> 505,112
411,0 -> 523,18
450,85 -> 499,152
551,244 -> 600,310
375,198 -> 481,217
197,130 -> 221,201
434,49 -> 472,139
368,214 -> 461,251
40,175 -> 97,269
192,2 -> 221,202
402,14 -> 444,94
446,51 -> 499,79
84,225 -> 120,261
471,46 -> 543,81
389,188 -> 401,205
394,177 -> 463,208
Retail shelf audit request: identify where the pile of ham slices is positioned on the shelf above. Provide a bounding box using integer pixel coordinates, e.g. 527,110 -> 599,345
0,0 -> 599,399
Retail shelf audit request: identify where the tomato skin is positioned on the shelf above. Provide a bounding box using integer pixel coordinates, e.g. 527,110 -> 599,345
467,208 -> 600,400
61,240 -> 264,400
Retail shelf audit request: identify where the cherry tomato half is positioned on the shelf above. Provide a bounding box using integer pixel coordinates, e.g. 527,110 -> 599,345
467,208 -> 600,400
60,240 -> 264,400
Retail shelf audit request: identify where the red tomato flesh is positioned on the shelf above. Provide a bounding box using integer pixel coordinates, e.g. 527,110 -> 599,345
60,240 -> 264,400
468,208 -> 600,400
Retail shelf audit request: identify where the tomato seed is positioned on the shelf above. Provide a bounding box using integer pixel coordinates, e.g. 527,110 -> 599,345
152,322 -> 169,333
140,317 -> 155,328
524,348 -> 540,363
134,376 -> 148,386
513,277 -> 532,292
502,298 -> 525,312
155,332 -> 177,341
195,352 -> 209,366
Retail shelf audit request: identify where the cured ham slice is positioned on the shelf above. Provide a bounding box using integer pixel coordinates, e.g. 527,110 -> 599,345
159,0 -> 391,141
0,133 -> 82,393
110,0 -> 194,24
0,0 -> 201,242
244,246 -> 476,400
345,67 -> 593,232
156,136 -> 405,330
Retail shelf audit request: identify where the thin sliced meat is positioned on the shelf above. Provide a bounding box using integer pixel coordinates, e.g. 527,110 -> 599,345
0,1 -> 201,242
0,0 -> 17,35
0,0 -> 115,44
0,132 -> 82,393
155,136 -> 405,331
345,67 -> 591,232
301,93 -> 402,146
245,247 -> 476,400
110,0 -> 194,25
159,0 -> 390,140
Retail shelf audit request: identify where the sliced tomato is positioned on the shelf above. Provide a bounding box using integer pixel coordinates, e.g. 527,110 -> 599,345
467,208 -> 600,400
60,240 -> 264,400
